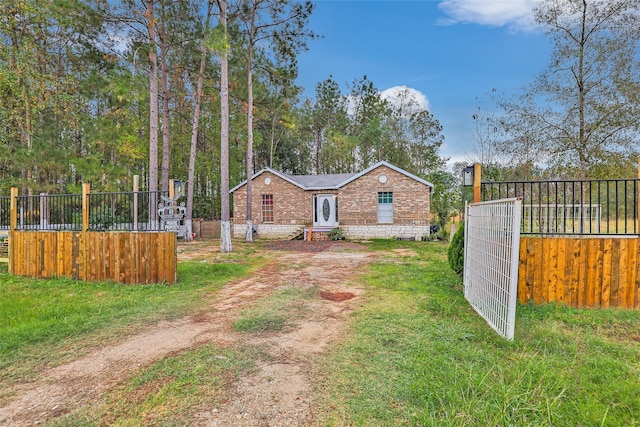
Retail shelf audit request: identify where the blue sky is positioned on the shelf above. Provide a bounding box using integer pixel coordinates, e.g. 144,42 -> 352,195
295,0 -> 551,167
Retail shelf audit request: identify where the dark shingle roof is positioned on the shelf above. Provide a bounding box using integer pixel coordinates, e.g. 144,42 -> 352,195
283,172 -> 357,189
229,161 -> 434,193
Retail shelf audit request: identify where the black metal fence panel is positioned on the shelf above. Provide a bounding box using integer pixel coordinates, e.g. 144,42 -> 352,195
0,196 -> 9,230
481,179 -> 639,235
10,191 -> 169,232
88,191 -> 168,231
16,193 -> 83,231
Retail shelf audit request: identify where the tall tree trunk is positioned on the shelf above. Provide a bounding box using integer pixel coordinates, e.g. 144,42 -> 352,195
315,132 -> 321,173
20,81 -> 33,196
146,0 -> 159,226
159,14 -> 171,193
577,0 -> 588,232
245,8 -> 256,242
269,113 -> 277,168
185,1 -> 213,242
218,0 -> 232,253
577,0 -> 587,181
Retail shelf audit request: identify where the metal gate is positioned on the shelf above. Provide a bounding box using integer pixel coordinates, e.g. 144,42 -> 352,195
464,198 -> 521,340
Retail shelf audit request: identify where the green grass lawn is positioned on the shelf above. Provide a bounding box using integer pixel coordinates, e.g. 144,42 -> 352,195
315,240 -> 640,426
0,244 -> 262,389
1,240 -> 638,426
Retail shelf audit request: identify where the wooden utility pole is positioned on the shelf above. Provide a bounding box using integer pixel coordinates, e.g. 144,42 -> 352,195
169,178 -> 175,199
473,163 -> 482,203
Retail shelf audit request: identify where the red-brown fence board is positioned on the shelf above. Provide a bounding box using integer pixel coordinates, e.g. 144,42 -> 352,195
519,237 -> 639,309
9,231 -> 176,284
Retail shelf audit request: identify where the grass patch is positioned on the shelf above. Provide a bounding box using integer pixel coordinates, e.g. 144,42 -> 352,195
48,344 -> 260,426
316,240 -> 640,426
233,286 -> 317,333
0,244 -> 262,389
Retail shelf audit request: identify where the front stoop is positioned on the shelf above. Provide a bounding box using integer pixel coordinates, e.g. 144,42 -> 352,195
303,226 -> 335,241
288,227 -> 305,240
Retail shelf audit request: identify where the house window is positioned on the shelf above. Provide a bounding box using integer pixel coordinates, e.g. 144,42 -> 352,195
262,194 -> 274,223
378,192 -> 393,224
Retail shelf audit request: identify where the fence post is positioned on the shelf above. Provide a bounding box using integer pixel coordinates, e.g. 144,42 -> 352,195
40,193 -> 49,230
473,163 -> 482,203
81,183 -> 90,281
133,175 -> 139,231
9,187 -> 17,274
10,187 -> 17,232
82,183 -> 90,232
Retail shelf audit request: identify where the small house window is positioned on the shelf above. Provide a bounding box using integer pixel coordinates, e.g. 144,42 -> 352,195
378,192 -> 393,224
262,194 -> 274,223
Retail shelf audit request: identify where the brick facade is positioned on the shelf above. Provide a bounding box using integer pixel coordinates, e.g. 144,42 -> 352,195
338,165 -> 430,226
232,171 -> 311,225
231,163 -> 431,240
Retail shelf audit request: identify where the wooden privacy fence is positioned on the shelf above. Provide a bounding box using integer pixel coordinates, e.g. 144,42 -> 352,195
9,231 -> 176,284
7,186 -> 177,284
518,237 -> 640,309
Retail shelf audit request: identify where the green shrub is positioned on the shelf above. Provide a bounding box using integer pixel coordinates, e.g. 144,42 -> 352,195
447,222 -> 464,275
327,228 -> 343,240
89,212 -> 129,230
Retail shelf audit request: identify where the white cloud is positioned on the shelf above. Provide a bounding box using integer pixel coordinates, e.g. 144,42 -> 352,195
345,86 -> 430,117
380,86 -> 430,115
437,0 -> 538,31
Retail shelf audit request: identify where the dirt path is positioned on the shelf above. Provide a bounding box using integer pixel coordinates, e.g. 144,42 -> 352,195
0,240 -> 375,426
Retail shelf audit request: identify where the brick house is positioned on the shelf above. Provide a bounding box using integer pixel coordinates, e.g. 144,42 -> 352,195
230,161 -> 433,240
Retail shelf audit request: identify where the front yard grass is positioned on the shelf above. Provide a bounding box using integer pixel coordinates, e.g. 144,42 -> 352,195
0,243 -> 263,391
1,240 -> 639,426
315,240 -> 640,426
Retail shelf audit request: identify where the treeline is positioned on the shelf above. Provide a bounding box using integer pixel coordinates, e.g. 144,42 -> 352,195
0,0 -> 449,221
463,0 -> 640,183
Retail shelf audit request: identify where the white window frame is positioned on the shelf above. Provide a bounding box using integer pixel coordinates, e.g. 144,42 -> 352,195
261,194 -> 274,223
377,191 -> 393,224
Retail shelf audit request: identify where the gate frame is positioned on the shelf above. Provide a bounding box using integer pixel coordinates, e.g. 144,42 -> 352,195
464,197 -> 522,340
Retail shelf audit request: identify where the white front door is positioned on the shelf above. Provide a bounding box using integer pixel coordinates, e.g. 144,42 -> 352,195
314,194 -> 338,227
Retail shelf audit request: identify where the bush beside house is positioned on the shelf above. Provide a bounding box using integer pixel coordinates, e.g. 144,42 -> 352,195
447,221 -> 464,275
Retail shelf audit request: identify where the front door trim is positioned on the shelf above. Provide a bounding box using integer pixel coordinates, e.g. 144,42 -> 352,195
313,194 -> 338,227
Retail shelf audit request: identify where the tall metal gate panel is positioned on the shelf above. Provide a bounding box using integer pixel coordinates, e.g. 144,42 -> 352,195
464,198 -> 521,340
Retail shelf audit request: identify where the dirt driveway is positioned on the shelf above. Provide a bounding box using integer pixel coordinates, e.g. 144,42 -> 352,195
0,239 -> 376,426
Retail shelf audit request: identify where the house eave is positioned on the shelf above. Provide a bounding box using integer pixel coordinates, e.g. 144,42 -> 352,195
334,161 -> 434,189
229,161 -> 434,193
229,167 -> 306,193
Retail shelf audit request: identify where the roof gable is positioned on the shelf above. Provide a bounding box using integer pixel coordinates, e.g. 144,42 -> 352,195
229,161 -> 434,193
229,168 -> 304,193
338,161 -> 434,189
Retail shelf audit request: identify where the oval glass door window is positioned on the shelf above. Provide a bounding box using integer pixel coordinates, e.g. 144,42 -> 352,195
322,199 -> 330,221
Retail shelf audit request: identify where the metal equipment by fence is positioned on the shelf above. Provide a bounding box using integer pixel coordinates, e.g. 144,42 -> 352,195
464,198 -> 522,340
481,179 -> 638,235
